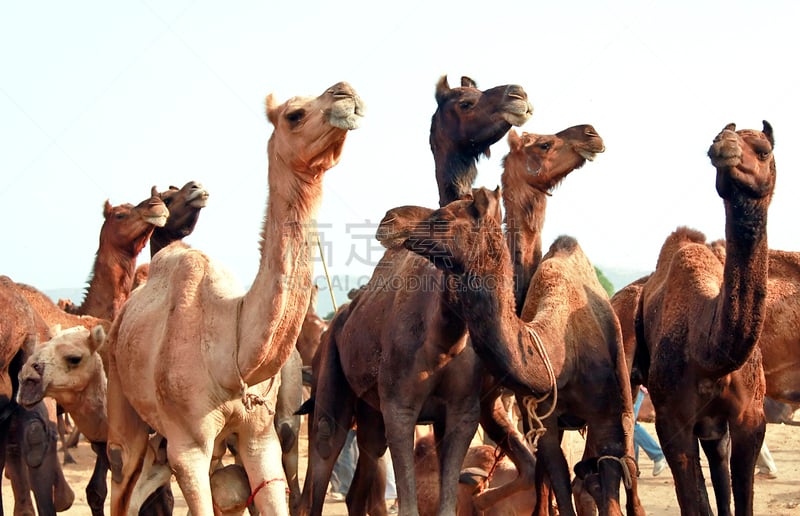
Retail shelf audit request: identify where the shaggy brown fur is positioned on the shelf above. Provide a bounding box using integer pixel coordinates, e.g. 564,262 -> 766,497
379,188 -> 639,516
300,76 -> 532,516
637,122 -> 776,515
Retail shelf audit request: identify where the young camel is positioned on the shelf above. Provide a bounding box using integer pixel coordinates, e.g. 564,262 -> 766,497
105,81 -> 364,516
301,75 -> 532,516
636,122 -> 776,515
377,188 -> 639,516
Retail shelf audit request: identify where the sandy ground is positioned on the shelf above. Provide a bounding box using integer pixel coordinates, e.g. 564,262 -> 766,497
4,421 -> 800,515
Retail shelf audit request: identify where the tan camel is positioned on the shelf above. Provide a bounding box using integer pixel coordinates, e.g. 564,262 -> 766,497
0,275 -> 75,515
414,433 -> 536,516
301,75 -> 532,516
59,187 -> 169,321
378,188 -> 639,516
105,81 -> 364,516
637,121 -> 776,515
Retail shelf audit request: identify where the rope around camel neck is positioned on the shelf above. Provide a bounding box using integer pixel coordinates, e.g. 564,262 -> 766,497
597,455 -> 636,489
522,326 -> 557,452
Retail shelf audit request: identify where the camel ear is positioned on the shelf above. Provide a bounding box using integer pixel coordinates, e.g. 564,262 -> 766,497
265,94 -> 279,126
150,185 -> 159,198
762,120 -> 774,147
460,76 -> 477,88
723,123 -> 736,133
89,325 -> 106,354
471,187 -> 501,223
376,205 -> 434,249
507,129 -> 522,151
103,200 -> 113,218
435,75 -> 450,104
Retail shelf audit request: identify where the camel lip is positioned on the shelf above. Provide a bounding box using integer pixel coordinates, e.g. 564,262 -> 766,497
146,214 -> 169,227
188,189 -> 210,207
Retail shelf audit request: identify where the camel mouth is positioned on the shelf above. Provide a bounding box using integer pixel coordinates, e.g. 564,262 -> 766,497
146,213 -> 169,227
579,150 -> 599,161
502,100 -> 534,127
328,95 -> 366,131
188,189 -> 210,208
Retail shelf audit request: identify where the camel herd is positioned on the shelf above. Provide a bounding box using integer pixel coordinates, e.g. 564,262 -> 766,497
0,75 -> 792,516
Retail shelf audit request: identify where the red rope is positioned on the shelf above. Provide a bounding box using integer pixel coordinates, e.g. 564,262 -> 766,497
246,477 -> 285,507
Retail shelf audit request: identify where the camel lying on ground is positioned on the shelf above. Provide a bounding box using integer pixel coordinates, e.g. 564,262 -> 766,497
414,433 -> 536,516
377,187 -> 640,516
301,75 -> 532,516
105,81 -> 364,516
636,121 -> 776,515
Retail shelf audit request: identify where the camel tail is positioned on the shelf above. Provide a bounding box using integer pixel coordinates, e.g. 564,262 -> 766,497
295,396 -> 314,416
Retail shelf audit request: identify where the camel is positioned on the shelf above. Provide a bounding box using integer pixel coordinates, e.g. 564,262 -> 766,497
130,180 -> 211,290
0,275 -> 75,515
431,75 -> 533,206
58,187 -> 169,321
414,433 -> 537,516
300,75 -> 532,516
636,121 -> 776,515
104,81 -> 364,516
377,187 -> 639,516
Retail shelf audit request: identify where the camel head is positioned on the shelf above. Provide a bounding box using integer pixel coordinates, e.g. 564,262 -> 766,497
377,187 -> 505,275
503,125 -> 605,195
17,324 -> 106,409
431,75 -> 533,205
100,187 -> 169,256
265,82 -> 364,178
708,121 -> 776,201
157,181 -> 209,239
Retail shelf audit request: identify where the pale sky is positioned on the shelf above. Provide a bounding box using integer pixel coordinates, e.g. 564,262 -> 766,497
3,1 -> 799,309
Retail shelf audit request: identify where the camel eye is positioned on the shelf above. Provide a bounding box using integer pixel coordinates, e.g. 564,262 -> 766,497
539,143 -> 551,151
286,109 -> 305,124
115,212 -> 127,220
756,149 -> 771,161
459,101 -> 473,110
65,355 -> 82,367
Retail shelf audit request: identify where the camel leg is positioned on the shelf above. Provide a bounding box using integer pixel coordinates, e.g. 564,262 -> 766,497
699,436 -> 731,516
382,401 -> 422,516
473,385 -> 537,510
655,417 -> 714,516
533,423 -> 575,516
300,334 -> 358,516
348,405 -> 388,516
55,404 -> 76,465
2,413 -> 37,516
275,351 -> 303,516
435,396 -> 480,516
106,374 -> 151,516
729,419 -> 764,516
164,435 -> 216,515
235,407 -> 289,516
86,442 -> 111,516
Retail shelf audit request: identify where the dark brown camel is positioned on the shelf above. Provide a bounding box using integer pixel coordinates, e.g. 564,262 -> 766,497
636,121 -> 776,515
300,75 -> 532,516
378,188 -> 639,516
148,180 -> 209,257
59,187 -> 168,321
0,275 -> 75,515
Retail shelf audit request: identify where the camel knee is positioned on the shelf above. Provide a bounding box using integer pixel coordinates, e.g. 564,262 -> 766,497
109,443 -> 125,483
277,420 -> 298,452
23,418 -> 50,468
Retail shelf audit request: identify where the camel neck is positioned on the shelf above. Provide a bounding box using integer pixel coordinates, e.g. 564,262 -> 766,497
436,153 -> 479,207
455,241 -> 555,394
236,170 -> 323,386
61,361 -> 108,444
704,200 -> 770,374
77,252 -> 138,321
502,175 -> 548,316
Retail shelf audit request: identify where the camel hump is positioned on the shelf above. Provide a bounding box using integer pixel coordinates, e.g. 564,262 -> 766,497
548,235 -> 580,254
